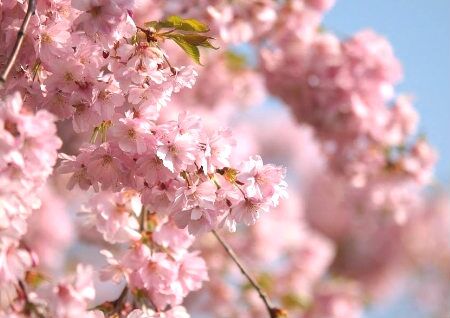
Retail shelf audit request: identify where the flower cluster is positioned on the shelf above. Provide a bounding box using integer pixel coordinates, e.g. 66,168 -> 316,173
0,92 -> 60,311
262,28 -> 436,186
3,0 -> 287,236
160,0 -> 335,45
1,0 -> 197,135
171,51 -> 265,115
1,0 -> 287,317
85,191 -> 209,313
35,265 -> 96,318
0,93 -> 61,238
183,112 -> 364,318
61,123 -> 287,235
24,186 -> 74,271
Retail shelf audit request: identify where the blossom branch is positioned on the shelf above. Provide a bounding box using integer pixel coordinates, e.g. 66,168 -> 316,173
0,0 -> 36,89
212,230 -> 287,318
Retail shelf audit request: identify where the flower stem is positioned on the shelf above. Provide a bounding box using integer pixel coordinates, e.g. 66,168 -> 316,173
211,230 -> 287,318
0,0 -> 36,89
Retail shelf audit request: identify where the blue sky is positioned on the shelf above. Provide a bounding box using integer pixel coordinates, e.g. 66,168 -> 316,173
324,0 -> 450,183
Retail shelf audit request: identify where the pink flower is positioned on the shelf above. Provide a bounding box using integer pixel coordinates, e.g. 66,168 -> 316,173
305,283 -> 363,318
19,109 -> 62,173
24,186 -> 74,270
92,82 -> 125,121
71,98 -> 101,133
99,249 -> 130,283
127,84 -> 172,111
171,66 -> 198,93
0,237 -> 32,284
173,206 -> 221,235
43,89 -> 74,120
140,252 -> 177,289
44,57 -> 85,95
72,0 -> 127,37
305,0 -> 336,11
135,155 -> 174,186
140,181 -> 179,217
152,221 -> 194,253
0,92 -> 61,238
172,180 -> 219,234
81,191 -> 141,243
401,138 -> 437,184
35,21 -> 71,64
156,131 -> 197,173
174,180 -> 217,211
121,242 -> 151,271
86,143 -> 125,190
138,252 -> 181,309
58,149 -> 99,191
40,265 -> 96,318
110,116 -> 154,154
177,251 -> 208,295
201,129 -> 234,173
230,198 -> 270,227
126,306 -> 190,318
384,95 -> 418,145
116,43 -> 165,86
238,156 -> 288,206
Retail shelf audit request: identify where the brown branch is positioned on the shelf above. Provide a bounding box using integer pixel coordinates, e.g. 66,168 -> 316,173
139,205 -> 147,232
212,230 -> 287,318
0,0 -> 36,89
113,285 -> 128,311
18,280 -> 45,318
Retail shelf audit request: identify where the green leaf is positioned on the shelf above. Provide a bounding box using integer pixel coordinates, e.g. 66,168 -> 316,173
169,34 -> 218,48
170,35 -> 201,64
145,16 -> 210,33
166,33 -> 218,64
165,16 -> 210,32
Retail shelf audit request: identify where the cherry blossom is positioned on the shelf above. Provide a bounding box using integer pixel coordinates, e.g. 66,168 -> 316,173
0,1 -> 445,318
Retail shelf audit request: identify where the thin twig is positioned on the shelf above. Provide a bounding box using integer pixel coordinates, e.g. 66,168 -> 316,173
18,280 -> 45,318
162,52 -> 177,75
88,285 -> 128,313
212,230 -> 287,318
0,0 -> 36,89
113,285 -> 128,311
18,280 -> 30,304
139,205 -> 147,232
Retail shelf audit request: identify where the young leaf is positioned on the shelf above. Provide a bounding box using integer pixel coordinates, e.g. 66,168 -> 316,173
145,16 -> 210,33
170,35 -> 201,64
168,34 -> 218,48
165,16 -> 210,32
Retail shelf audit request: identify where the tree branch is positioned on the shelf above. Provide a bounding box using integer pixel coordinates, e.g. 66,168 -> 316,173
0,0 -> 36,89
212,230 -> 287,318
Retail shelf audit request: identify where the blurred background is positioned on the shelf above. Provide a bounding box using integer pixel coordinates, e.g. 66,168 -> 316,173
325,2 -> 450,316
325,0 -> 450,183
